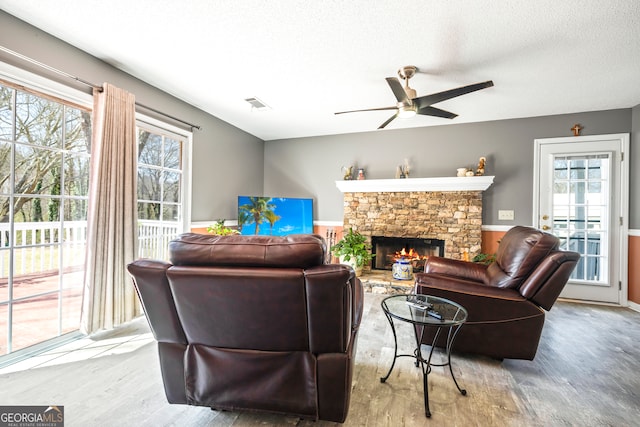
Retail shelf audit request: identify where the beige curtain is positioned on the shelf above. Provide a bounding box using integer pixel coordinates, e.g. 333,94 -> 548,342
81,83 -> 139,334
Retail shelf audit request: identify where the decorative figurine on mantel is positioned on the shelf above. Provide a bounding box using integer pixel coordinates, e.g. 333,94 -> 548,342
476,156 -> 486,176
571,124 -> 583,136
341,165 -> 354,180
395,159 -> 411,179
401,158 -> 410,178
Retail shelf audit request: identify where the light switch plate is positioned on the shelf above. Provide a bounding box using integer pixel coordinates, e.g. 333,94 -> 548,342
498,210 -> 515,220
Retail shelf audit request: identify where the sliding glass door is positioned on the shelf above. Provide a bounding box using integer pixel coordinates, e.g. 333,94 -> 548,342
0,80 -> 91,355
1,78 -> 191,359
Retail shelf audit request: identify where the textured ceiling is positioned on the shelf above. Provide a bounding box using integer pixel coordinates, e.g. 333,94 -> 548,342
1,0 -> 639,140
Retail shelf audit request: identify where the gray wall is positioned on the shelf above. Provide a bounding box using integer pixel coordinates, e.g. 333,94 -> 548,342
265,109 -> 633,226
3,10 -> 637,228
632,104 -> 640,228
0,10 -> 264,223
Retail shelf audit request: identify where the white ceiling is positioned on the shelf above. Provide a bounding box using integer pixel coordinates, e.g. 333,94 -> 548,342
2,0 -> 640,141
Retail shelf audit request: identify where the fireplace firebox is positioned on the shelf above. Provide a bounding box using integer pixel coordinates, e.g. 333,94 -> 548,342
371,236 -> 445,271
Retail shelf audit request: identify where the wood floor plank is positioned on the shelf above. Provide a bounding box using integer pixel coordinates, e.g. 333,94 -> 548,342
1,294 -> 639,426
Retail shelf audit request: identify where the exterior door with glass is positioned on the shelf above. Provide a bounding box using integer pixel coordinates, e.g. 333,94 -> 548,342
534,134 -> 628,305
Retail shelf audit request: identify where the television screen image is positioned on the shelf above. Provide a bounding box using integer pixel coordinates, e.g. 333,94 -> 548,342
237,196 -> 314,236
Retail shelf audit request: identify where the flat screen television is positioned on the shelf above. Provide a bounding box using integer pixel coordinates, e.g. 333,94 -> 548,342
237,196 -> 314,236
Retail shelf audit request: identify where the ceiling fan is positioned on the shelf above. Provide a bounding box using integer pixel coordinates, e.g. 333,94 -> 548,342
335,65 -> 494,129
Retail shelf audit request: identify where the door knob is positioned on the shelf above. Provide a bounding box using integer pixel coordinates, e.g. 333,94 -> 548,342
542,225 -> 550,230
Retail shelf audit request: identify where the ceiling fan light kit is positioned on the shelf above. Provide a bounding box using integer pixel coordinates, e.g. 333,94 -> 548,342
335,65 -> 494,129
398,105 -> 417,118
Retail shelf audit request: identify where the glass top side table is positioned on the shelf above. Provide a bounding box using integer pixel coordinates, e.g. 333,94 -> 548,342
380,294 -> 468,418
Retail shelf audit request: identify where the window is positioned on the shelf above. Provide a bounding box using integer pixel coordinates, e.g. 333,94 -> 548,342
136,121 -> 190,261
0,79 -> 91,355
553,154 -> 610,282
0,67 -> 191,359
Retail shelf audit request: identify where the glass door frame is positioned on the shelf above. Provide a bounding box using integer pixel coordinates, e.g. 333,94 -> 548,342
533,133 -> 629,305
0,64 -> 93,365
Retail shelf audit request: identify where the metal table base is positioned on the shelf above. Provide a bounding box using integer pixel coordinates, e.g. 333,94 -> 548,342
380,296 -> 467,418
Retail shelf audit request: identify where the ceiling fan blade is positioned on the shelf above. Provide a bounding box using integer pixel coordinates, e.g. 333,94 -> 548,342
414,80 -> 494,110
335,106 -> 397,115
386,77 -> 411,104
378,113 -> 398,129
417,106 -> 458,119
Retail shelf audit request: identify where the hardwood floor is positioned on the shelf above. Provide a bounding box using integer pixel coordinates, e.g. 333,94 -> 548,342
1,293 -> 639,426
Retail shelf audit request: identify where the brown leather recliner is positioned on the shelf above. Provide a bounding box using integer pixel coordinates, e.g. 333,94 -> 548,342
127,233 -> 363,423
414,226 -> 580,360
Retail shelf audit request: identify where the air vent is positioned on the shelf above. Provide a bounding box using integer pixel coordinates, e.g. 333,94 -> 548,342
244,97 -> 271,111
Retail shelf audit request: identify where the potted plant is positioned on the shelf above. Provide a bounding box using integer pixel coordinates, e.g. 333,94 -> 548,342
330,228 -> 373,276
472,239 -> 500,265
207,219 -> 240,236
472,252 -> 496,265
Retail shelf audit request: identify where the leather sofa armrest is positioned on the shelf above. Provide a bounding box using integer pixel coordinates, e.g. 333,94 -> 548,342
351,275 -> 364,331
305,264 -> 361,354
127,259 -> 187,344
520,250 -> 580,310
416,273 -> 517,299
422,256 -> 488,283
414,273 -> 541,323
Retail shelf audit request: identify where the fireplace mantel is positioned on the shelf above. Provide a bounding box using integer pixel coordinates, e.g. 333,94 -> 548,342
335,176 -> 494,193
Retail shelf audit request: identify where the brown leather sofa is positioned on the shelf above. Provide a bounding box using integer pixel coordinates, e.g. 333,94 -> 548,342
127,233 -> 363,422
414,226 -> 579,360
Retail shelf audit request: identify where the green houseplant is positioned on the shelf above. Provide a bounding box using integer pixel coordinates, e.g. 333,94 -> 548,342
330,228 -> 373,276
207,219 -> 239,236
472,239 -> 500,265
472,252 -> 496,265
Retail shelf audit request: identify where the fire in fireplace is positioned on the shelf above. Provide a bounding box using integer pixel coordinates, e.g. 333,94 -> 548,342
371,236 -> 445,271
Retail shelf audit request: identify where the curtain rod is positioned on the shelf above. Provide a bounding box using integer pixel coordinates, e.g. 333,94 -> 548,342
0,45 -> 201,131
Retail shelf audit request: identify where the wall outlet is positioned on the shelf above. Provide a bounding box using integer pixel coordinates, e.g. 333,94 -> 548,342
498,210 -> 515,220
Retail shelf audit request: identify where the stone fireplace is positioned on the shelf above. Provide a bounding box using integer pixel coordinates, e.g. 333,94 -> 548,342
336,177 -> 494,269
371,236 -> 445,271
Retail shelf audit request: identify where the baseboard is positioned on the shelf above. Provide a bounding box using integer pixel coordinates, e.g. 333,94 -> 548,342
314,220 -> 343,226
190,222 -> 640,235
481,225 -> 514,232
628,300 -> 640,313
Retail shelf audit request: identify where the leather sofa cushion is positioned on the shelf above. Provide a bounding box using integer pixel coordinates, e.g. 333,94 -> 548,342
185,345 -> 317,419
167,266 -> 309,351
486,226 -> 559,289
169,233 -> 326,269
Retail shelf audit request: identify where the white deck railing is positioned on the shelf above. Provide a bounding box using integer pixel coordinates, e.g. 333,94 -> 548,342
137,220 -> 181,261
0,220 -> 180,277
